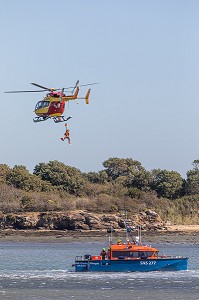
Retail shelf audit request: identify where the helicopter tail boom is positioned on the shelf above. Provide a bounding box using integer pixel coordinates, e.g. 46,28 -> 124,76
77,88 -> 91,104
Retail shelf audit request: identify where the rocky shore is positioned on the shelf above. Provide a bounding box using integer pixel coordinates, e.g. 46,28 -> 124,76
0,210 -> 198,243
0,210 -> 167,231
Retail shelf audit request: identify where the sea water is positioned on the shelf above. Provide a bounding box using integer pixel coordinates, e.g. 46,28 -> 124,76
0,240 -> 198,300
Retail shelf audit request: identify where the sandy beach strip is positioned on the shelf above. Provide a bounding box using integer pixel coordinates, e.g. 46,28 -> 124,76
0,225 -> 198,244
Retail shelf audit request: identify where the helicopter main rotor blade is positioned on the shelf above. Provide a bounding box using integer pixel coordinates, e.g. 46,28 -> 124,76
63,82 -> 98,90
31,82 -> 51,91
5,90 -> 47,93
5,82 -> 99,94
72,80 -> 79,93
60,88 -> 64,102
79,82 -> 99,87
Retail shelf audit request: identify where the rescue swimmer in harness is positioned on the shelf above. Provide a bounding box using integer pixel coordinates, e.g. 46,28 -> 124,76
61,123 -> 71,145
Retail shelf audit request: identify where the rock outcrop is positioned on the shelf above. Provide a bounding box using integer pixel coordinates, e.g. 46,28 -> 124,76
0,210 -> 167,231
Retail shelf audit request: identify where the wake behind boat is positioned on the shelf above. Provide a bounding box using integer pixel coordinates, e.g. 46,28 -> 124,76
73,213 -> 188,272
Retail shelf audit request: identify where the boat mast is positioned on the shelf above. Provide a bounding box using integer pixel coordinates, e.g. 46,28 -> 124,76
108,226 -> 113,244
121,210 -> 131,241
121,210 -> 142,245
138,225 -> 142,244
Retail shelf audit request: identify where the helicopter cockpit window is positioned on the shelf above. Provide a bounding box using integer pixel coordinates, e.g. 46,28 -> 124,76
35,101 -> 50,110
42,101 -> 50,108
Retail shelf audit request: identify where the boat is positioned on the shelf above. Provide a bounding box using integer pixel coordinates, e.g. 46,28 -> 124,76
73,213 -> 188,272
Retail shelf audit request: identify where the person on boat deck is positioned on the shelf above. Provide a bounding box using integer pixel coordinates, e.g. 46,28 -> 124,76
100,248 -> 107,259
117,239 -> 122,245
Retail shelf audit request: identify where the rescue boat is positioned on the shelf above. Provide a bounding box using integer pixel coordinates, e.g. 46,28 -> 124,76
73,220 -> 188,272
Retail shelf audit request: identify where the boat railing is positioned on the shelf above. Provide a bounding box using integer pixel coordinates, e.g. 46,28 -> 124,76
75,256 -> 84,261
159,255 -> 187,259
75,254 -> 93,261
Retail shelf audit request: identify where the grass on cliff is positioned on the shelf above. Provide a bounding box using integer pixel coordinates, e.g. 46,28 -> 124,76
0,183 -> 198,225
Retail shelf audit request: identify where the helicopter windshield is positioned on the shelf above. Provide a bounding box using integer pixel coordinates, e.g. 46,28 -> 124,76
35,101 -> 50,110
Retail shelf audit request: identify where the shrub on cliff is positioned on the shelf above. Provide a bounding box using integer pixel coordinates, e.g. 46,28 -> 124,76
0,184 -> 21,213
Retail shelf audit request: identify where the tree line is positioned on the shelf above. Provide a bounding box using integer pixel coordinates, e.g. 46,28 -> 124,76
0,158 -> 199,224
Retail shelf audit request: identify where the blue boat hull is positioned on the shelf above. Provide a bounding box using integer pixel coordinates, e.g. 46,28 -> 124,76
75,257 -> 188,272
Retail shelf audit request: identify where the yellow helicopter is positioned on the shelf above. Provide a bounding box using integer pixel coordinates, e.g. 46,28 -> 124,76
5,80 -> 97,123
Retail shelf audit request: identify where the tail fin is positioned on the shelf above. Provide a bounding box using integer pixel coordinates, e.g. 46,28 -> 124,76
85,89 -> 91,104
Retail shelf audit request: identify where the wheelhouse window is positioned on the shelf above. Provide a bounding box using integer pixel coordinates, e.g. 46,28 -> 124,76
111,251 -> 156,258
112,251 -> 138,258
146,252 -> 155,257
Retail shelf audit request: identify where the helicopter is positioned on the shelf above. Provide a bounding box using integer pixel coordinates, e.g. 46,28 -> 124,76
5,81 -> 96,123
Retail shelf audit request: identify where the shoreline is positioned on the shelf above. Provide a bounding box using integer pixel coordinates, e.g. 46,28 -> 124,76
0,225 -> 198,244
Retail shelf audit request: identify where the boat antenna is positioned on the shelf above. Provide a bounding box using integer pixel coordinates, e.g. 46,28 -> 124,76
108,226 -> 113,244
138,225 -> 142,244
121,210 -> 130,241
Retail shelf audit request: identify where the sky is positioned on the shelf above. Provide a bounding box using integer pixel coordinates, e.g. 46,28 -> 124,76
0,0 -> 199,177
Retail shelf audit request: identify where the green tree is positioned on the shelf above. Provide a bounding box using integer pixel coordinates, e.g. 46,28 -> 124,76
103,158 -> 137,180
103,157 -> 151,190
124,170 -> 152,190
185,160 -> 199,195
85,170 -> 108,184
151,169 -> 183,199
7,165 -> 52,192
33,160 -> 85,195
192,159 -> 199,170
0,164 -> 11,184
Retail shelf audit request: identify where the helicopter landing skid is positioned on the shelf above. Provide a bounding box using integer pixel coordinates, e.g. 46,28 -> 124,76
33,116 -> 50,123
53,116 -> 72,123
33,116 -> 72,123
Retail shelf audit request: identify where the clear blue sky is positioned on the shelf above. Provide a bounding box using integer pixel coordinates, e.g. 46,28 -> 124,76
0,0 -> 199,177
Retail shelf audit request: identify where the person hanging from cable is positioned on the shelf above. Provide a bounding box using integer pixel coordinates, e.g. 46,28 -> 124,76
61,123 -> 71,145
